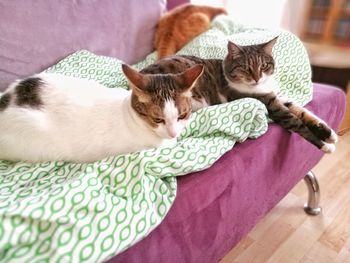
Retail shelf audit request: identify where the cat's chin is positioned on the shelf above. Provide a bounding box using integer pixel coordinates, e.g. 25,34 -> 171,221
159,138 -> 178,148
153,130 -> 178,141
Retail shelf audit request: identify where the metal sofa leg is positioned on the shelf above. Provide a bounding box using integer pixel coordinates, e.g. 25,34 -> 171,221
303,171 -> 322,215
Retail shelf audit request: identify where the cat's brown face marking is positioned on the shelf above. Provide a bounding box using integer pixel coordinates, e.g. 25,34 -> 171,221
122,64 -> 203,139
130,77 -> 192,127
130,75 -> 193,139
0,93 -> 11,111
223,38 -> 277,86
15,77 -> 43,108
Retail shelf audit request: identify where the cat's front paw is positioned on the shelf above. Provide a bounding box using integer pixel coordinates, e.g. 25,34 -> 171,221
321,143 -> 336,154
306,121 -> 335,143
326,129 -> 338,144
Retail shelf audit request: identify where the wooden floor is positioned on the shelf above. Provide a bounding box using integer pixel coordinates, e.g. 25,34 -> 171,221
221,131 -> 350,263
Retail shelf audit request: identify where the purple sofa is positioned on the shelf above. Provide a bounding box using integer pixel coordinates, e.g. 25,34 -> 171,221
0,1 -> 346,262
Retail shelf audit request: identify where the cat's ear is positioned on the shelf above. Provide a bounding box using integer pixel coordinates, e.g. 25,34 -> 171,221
227,41 -> 242,56
262,37 -> 278,55
122,64 -> 148,88
122,64 -> 150,102
178,64 -> 204,97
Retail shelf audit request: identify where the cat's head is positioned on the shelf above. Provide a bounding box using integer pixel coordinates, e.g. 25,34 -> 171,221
122,64 -> 204,139
223,37 -> 278,87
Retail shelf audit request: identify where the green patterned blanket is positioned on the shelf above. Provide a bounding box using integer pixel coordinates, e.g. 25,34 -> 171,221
0,16 -> 311,262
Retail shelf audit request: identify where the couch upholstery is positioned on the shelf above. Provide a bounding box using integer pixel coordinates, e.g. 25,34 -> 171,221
0,1 -> 346,262
0,0 -> 166,91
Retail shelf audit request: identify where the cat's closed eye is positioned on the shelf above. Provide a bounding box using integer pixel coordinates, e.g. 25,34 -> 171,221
261,62 -> 269,70
178,113 -> 188,120
242,65 -> 250,72
153,118 -> 165,124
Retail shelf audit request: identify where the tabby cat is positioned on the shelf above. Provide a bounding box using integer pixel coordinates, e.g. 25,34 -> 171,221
0,64 -> 203,163
141,37 -> 338,153
154,3 -> 227,60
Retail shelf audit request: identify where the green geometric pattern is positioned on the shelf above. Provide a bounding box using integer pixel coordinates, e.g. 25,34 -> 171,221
0,16 -> 311,263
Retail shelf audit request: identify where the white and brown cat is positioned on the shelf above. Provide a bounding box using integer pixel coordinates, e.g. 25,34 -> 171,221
0,64 -> 203,163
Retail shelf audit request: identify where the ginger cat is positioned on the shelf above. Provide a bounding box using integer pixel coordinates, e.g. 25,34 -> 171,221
154,4 -> 227,60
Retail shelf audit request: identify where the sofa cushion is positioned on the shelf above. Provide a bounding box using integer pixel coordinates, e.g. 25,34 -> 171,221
0,0 -> 166,90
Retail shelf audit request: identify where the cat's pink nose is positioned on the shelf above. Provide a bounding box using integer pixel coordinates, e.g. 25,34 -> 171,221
166,123 -> 179,138
253,76 -> 260,83
168,131 -> 177,138
166,128 -> 178,138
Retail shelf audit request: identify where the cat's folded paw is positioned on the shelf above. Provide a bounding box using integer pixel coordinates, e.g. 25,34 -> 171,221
321,143 -> 336,154
325,129 -> 338,144
306,121 -> 334,142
